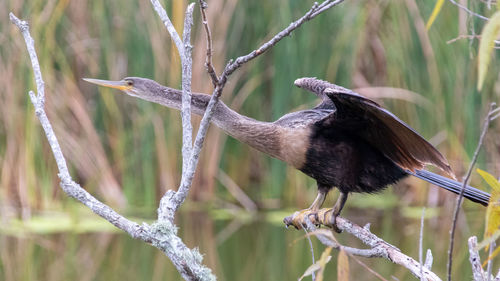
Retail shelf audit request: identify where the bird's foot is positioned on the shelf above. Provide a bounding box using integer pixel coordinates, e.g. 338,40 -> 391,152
322,208 -> 342,233
283,208 -> 343,231
283,209 -> 319,230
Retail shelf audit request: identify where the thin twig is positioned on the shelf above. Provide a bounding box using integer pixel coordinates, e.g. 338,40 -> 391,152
419,208 -> 426,281
447,0 -> 489,21
216,170 -> 257,212
447,34 -> 481,44
448,103 -> 497,281
488,241 -> 495,281
349,255 -> 389,281
311,0 -> 345,17
222,0 -> 345,80
150,0 -> 185,58
198,0 -> 218,87
425,249 -> 434,270
303,226 -> 316,281
446,34 -> 500,46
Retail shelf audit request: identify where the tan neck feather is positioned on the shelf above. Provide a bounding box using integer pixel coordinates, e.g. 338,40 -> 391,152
145,87 -> 282,159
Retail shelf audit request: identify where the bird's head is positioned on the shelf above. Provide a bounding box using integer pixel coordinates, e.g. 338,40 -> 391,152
83,77 -> 163,100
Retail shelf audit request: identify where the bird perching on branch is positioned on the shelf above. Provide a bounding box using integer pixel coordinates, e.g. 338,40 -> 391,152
84,77 -> 490,231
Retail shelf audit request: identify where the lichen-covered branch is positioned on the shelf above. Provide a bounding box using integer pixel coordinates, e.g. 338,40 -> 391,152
150,0 -> 197,222
468,236 -> 500,281
179,3 -> 195,176
150,0 -> 185,56
286,209 -> 441,281
10,12 -> 215,281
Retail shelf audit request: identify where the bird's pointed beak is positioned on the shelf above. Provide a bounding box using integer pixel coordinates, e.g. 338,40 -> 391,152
83,78 -> 132,92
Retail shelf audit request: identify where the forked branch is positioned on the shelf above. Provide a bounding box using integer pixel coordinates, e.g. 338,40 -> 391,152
10,11 -> 215,281
286,209 -> 441,281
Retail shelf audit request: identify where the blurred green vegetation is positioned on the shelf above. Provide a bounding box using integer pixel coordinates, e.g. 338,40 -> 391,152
1,0 -> 500,280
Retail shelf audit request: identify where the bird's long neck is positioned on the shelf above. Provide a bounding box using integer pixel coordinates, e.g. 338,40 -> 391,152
145,86 -> 281,158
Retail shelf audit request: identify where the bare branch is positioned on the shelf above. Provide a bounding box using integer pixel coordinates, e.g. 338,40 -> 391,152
294,212 -> 441,281
198,0 -> 218,87
425,249 -> 434,270
448,103 -> 498,281
446,34 -> 500,46
149,1 -> 194,173
150,1 -> 198,222
150,0 -> 186,58
303,226 -> 317,281
222,0 -> 345,80
10,12 -> 215,281
179,2 -> 195,190
349,255 -> 389,281
447,0 -> 489,21
420,208 -> 426,281
8,14 -> 46,108
311,0 -> 345,17
469,236 -> 487,281
216,170 -> 257,212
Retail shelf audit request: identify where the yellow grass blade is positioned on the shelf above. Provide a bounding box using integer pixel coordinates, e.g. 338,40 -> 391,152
337,249 -> 350,281
477,12 -> 500,91
426,0 -> 445,30
482,245 -> 500,267
298,247 -> 332,281
477,169 -> 500,251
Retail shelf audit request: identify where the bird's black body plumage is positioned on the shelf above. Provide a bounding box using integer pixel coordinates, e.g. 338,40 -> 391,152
302,124 -> 408,194
293,77 -> 490,207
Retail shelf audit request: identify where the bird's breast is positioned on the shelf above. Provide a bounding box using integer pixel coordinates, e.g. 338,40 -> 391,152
278,127 -> 311,169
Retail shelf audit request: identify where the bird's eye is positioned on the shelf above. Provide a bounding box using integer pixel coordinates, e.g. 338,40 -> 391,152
126,80 -> 133,86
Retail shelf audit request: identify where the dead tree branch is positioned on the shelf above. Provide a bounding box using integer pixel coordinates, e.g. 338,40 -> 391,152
446,0 -> 489,21
150,0 -> 196,221
10,11 -> 215,281
468,236 -> 500,281
198,0 -> 218,86
288,211 -> 441,281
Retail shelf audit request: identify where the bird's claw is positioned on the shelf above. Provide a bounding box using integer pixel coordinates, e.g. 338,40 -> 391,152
284,208 -> 343,232
322,208 -> 342,233
283,209 -> 318,229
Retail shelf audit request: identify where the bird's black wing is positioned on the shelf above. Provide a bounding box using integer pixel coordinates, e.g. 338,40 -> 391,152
295,77 -> 454,177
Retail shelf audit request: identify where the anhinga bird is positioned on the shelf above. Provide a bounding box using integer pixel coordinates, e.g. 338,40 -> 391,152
84,77 -> 490,231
